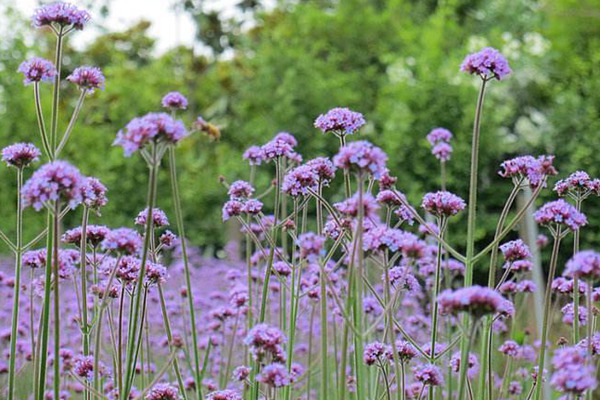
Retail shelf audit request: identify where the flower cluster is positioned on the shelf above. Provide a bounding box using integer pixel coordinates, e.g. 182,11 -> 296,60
534,199 -> 587,231
32,2 -> 91,30
1,143 -> 41,168
21,160 -> 86,210
498,155 -> 558,187
421,191 -> 466,217
67,66 -> 105,93
314,107 -> 366,135
460,47 -> 512,80
18,57 -> 57,85
333,140 -> 388,179
426,128 -> 453,162
114,112 -> 188,156
438,285 -> 512,318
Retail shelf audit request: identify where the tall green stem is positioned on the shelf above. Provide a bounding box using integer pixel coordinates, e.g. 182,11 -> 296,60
428,218 -> 446,400
7,168 -> 24,400
353,175 -> 366,399
459,78 -> 487,400
122,146 -> 159,399
168,147 -> 202,398
33,83 -> 52,159
572,199 -> 582,344
56,90 -> 86,156
52,201 -> 61,400
534,231 -> 563,400
50,29 -> 64,153
79,207 -> 91,400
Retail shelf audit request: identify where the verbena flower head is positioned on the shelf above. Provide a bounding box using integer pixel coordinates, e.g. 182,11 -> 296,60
333,140 -> 387,179
243,145 -> 264,166
438,285 -> 511,318
66,66 -> 105,94
426,128 -> 452,145
555,170 -> 600,199
114,112 -> 188,156
273,132 -> 297,147
460,47 -> 512,80
244,323 -> 287,362
414,364 -> 444,386
228,180 -> 254,200
32,2 -> 90,30
314,107 -> 365,135
256,363 -> 291,388
1,143 -> 41,168
431,142 -> 452,162
206,390 -> 243,400
534,199 -> 587,232
550,347 -> 597,395
62,225 -> 110,247
261,138 -> 298,162
101,227 -> 142,255
306,157 -> 336,184
135,207 -> 170,228
21,160 -> 85,210
161,91 -> 188,110
297,232 -> 325,261
450,352 -> 479,379
499,239 -> 531,262
282,165 -> 318,197
421,191 -> 466,217
364,341 -> 392,366
395,340 -> 418,362
81,177 -> 108,210
145,383 -> 179,400
564,250 -> 600,280
498,155 -> 557,187
18,57 -> 56,85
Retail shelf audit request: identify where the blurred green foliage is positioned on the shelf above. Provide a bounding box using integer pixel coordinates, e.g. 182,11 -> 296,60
0,0 -> 599,265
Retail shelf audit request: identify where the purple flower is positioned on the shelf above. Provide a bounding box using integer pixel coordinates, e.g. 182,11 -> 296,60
232,365 -> 251,381
114,113 -> 188,156
498,340 -> 520,357
438,285 -> 510,318
282,165 -> 318,197
81,177 -> 108,210
206,390 -> 243,400
364,341 -> 392,366
135,207 -> 170,228
334,192 -> 380,218
460,47 -> 512,80
534,199 -> 587,231
421,191 -> 466,217
426,128 -> 453,145
244,199 -> 263,215
62,225 -> 110,247
561,303 -> 587,326
243,145 -> 264,166
144,262 -> 168,285
297,232 -> 326,261
161,91 -> 188,110
112,256 -> 141,284
244,323 -> 287,362
314,107 -> 366,135
431,142 -> 452,162
564,250 -> 600,280
306,157 -> 336,184
450,352 -> 479,379
499,155 -> 557,187
555,171 -> 600,199
414,363 -> 444,386
21,160 -> 85,210
67,66 -> 105,93
32,2 -> 90,30
18,57 -> 57,85
550,347 -> 597,395
256,363 -> 291,388
499,239 -> 531,262
273,132 -> 297,147
222,200 -> 244,221
145,383 -> 179,400
386,266 -> 419,292
395,340 -> 418,362
1,143 -> 41,168
228,180 -> 254,199
101,227 -> 142,255
73,355 -> 108,380
333,140 -> 388,179
159,230 -> 178,249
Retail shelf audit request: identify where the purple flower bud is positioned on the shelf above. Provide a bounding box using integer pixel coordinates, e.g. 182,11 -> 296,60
18,57 -> 56,85
161,91 -> 188,110
460,47 -> 512,80
314,107 -> 366,135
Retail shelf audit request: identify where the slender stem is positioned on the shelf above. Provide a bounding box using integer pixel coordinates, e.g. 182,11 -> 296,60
440,161 -> 446,191
457,318 -> 478,400
534,231 -> 563,400
157,284 -> 188,399
50,28 -> 64,154
465,78 -> 488,287
33,83 -> 53,159
353,175 -> 367,399
56,90 -> 86,156
7,168 -> 23,400
79,207 -> 90,400
573,199 -> 582,344
320,256 -> 329,398
122,146 -> 159,399
168,147 -> 202,398
52,201 -> 61,400
383,251 -> 402,400
428,218 -> 446,400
